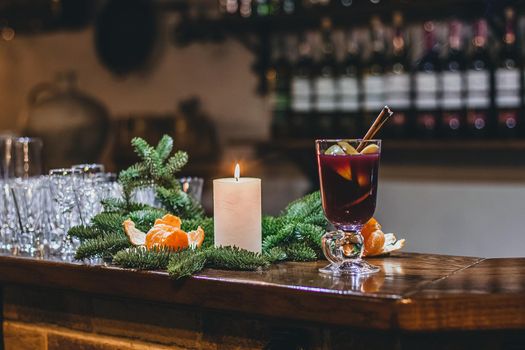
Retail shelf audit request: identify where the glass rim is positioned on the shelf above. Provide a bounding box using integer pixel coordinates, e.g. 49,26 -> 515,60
49,168 -> 82,176
15,137 -> 43,145
315,139 -> 381,143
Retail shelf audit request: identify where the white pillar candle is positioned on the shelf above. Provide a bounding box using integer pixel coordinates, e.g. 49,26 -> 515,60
213,164 -> 261,253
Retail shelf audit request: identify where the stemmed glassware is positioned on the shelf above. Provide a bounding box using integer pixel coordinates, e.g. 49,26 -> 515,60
316,139 -> 381,275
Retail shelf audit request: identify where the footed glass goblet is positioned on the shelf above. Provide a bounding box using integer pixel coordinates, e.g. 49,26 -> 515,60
316,139 -> 381,275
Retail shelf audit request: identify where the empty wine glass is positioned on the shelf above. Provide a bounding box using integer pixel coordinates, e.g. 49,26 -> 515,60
48,168 -> 83,258
14,137 -> 43,179
72,164 -> 106,222
0,179 -> 20,253
0,135 -> 15,180
10,177 -> 49,257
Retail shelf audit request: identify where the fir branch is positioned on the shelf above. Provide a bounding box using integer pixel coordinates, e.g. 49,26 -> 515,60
262,216 -> 286,239
166,151 -> 188,175
264,246 -> 287,263
68,225 -> 101,241
75,232 -> 131,260
262,223 -> 296,251
284,243 -> 318,262
128,208 -> 167,232
155,186 -> 204,220
101,198 -> 156,214
119,163 -> 150,202
294,223 -> 325,251
167,249 -> 207,279
206,246 -> 270,270
155,135 -> 174,161
113,246 -> 175,270
282,191 -> 323,220
91,212 -> 125,233
131,137 -> 163,181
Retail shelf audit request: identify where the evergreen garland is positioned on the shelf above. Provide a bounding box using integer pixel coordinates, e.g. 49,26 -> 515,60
68,135 -> 328,279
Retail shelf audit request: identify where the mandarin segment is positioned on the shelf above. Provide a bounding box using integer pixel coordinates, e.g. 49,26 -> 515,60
154,214 -> 182,228
363,229 -> 385,256
361,217 -> 382,240
145,226 -> 189,251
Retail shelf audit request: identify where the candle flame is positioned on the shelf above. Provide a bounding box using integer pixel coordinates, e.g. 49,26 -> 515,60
234,163 -> 240,181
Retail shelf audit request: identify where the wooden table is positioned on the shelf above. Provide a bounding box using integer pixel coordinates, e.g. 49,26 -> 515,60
0,252 -> 523,349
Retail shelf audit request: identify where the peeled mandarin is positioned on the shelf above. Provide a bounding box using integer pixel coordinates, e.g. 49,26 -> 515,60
154,214 -> 182,228
145,225 -> 189,250
361,144 -> 380,154
361,217 -> 382,240
363,229 -> 385,256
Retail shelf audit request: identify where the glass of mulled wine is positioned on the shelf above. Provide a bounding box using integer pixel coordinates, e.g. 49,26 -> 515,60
316,139 -> 381,275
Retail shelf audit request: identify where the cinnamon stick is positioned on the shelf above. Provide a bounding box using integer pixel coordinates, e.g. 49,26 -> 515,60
356,106 -> 393,152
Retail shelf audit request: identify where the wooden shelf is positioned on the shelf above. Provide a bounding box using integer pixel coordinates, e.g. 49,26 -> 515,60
259,139 -> 525,152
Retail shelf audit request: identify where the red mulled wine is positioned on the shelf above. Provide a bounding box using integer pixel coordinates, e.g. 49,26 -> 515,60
317,152 -> 379,228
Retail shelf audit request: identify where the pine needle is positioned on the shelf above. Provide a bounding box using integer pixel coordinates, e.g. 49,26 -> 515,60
167,249 -> 207,279
75,232 -> 131,260
68,225 -> 101,241
206,246 -> 270,270
113,246 -> 175,270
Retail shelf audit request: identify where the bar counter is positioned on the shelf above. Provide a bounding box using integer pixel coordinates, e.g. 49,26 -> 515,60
0,252 -> 524,349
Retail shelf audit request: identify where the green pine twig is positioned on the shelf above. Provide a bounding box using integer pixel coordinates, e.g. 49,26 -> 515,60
75,232 -> 131,260
113,246 -> 175,270
206,246 -> 270,271
167,249 -> 207,279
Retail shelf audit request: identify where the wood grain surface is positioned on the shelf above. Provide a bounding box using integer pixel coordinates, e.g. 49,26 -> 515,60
0,252 -> 523,331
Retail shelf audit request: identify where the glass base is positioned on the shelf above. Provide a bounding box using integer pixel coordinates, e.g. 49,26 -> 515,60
319,259 -> 380,276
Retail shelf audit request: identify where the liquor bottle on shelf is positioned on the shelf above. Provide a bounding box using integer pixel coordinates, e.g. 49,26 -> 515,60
466,19 -> 492,138
219,0 -> 239,17
269,0 -> 281,15
290,32 -> 314,138
313,18 -> 337,138
441,20 -> 466,138
362,16 -> 387,135
268,35 -> 291,139
384,11 -> 411,139
254,0 -> 270,16
282,0 -> 296,14
495,7 -> 521,138
414,21 -> 440,138
239,0 -> 253,17
335,29 -> 361,137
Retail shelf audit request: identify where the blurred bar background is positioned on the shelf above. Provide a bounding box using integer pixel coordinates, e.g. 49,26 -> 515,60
0,0 -> 524,257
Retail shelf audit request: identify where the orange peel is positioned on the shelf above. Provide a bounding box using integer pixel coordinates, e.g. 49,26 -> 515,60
123,219 -> 146,246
